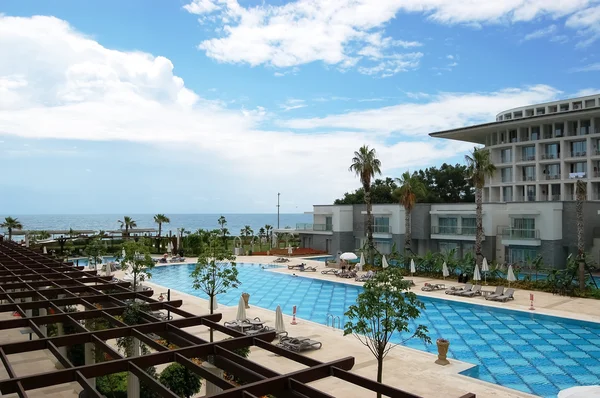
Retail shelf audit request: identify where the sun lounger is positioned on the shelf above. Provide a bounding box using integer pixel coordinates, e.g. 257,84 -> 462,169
459,285 -> 482,297
445,283 -> 472,295
355,271 -> 375,282
299,266 -> 316,272
321,268 -> 339,275
421,283 -> 446,291
488,288 -> 515,302
288,263 -> 307,270
485,286 -> 504,301
277,336 -> 322,352
339,271 -> 357,279
274,257 -> 290,263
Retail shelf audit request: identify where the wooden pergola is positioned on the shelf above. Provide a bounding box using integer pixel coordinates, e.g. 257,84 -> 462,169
0,240 -> 475,398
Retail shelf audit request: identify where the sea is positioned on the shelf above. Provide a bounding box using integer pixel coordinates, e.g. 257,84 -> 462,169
0,214 -> 312,235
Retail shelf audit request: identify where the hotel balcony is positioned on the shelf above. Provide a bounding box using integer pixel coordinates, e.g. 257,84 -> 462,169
293,223 -> 333,235
498,226 -> 541,246
430,226 -> 479,241
544,173 -> 561,181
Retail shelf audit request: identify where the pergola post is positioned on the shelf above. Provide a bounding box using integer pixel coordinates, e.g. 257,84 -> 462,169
84,343 -> 96,388
202,362 -> 224,396
39,308 -> 47,336
127,338 -> 140,398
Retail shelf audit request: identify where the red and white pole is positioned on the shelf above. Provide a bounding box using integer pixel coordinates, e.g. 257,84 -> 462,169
529,293 -> 535,311
291,305 -> 298,325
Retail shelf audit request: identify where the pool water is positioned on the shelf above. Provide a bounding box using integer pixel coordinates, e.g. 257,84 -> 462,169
70,256 -> 117,267
150,263 -> 600,398
302,256 -> 334,262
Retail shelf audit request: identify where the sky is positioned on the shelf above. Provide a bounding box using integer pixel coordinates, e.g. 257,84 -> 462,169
1,0 -> 599,214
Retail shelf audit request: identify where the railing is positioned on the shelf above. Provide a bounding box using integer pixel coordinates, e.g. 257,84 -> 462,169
295,223 -> 332,231
498,227 -> 540,239
570,151 -> 587,158
373,225 -> 391,233
518,154 -> 536,162
540,194 -> 561,201
515,196 -> 537,202
541,153 -> 559,160
499,156 -> 512,164
431,226 -> 477,235
545,173 -> 561,180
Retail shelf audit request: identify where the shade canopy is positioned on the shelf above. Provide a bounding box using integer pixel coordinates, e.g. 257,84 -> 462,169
340,252 -> 358,261
442,262 -> 450,277
275,305 -> 285,333
382,255 -> 389,269
482,257 -> 490,272
358,252 -> 365,271
236,296 -> 246,321
473,264 -> 481,281
410,259 -> 416,274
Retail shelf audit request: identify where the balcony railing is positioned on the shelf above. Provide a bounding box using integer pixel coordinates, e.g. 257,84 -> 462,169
545,173 -> 561,180
570,151 -> 587,158
498,227 -> 540,239
373,225 -> 391,233
431,226 -> 477,235
295,223 -> 332,231
515,196 -> 537,202
541,153 -> 559,160
540,194 -> 561,201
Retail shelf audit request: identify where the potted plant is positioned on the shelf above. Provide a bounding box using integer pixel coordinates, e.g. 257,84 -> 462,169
435,338 -> 450,365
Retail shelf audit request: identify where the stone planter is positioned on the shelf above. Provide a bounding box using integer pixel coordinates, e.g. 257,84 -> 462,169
242,292 -> 250,309
435,338 -> 450,365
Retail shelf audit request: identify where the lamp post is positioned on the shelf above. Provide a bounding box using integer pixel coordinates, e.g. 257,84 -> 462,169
277,193 -> 280,229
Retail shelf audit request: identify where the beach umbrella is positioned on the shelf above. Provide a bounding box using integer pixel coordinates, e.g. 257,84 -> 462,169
122,248 -> 126,258
275,305 -> 285,334
43,246 -> 47,255
382,255 -> 389,269
558,386 -> 600,398
236,296 -> 246,321
473,264 -> 481,282
482,257 -> 490,284
167,241 -> 172,253
287,245 -> 293,257
442,262 -> 449,279
209,296 -> 218,312
410,258 -> 416,275
507,264 -> 516,286
340,252 -> 357,261
358,252 -> 365,271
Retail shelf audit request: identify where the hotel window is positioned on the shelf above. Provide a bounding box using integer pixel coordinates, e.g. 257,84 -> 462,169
571,141 -> 587,157
502,186 -> 513,201
522,146 -> 535,161
501,167 -> 512,183
571,162 -> 587,174
325,216 -> 333,231
439,241 -> 459,257
531,128 -> 540,140
374,239 -> 392,254
545,143 -> 559,159
508,246 -> 539,264
511,218 -> 536,238
501,148 -> 512,163
545,164 -> 560,179
462,242 -> 475,257
526,186 -> 536,201
523,166 -> 536,181
461,218 -> 476,235
373,217 -> 390,233
438,217 -> 458,234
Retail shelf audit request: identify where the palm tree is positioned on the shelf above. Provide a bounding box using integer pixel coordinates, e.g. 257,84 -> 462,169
242,225 -> 253,246
395,171 -> 426,254
349,145 -> 382,264
117,216 -> 137,237
264,225 -> 273,249
217,216 -> 229,249
1,217 -> 23,241
576,179 -> 587,289
465,147 -> 496,266
154,214 -> 170,236
258,227 -> 266,250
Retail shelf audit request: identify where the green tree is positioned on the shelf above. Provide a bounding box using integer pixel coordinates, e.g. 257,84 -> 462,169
349,145 -> 382,264
191,234 -> 240,341
415,164 -> 474,203
264,225 -> 273,249
84,236 -> 107,271
154,214 -> 170,236
576,179 -> 587,289
117,216 -> 137,237
465,148 -> 496,266
159,363 -> 202,398
394,171 -> 426,254
344,268 -> 430,396
218,215 -> 229,249
1,217 -> 23,241
335,178 -> 399,205
122,239 -> 155,292
241,225 -> 253,246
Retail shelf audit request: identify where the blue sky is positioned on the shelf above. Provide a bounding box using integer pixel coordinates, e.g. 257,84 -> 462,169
1,0 -> 599,214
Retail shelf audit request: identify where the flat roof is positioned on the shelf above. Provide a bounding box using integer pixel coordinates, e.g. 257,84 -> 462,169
430,107 -> 600,144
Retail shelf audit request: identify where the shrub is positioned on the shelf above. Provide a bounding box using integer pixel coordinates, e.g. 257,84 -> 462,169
159,363 -> 202,398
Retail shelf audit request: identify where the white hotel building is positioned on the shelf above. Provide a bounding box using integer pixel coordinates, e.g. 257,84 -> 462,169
282,94 -> 600,268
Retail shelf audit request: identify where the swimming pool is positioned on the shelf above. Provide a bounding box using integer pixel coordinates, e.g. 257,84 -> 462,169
302,256 -> 334,262
150,263 -> 600,398
69,256 -> 117,267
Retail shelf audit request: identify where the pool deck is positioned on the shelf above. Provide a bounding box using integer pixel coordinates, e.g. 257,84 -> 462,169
140,255 -> 591,398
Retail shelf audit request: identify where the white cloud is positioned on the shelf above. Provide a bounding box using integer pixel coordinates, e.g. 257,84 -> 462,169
281,85 -> 562,135
446,54 -> 454,59
573,88 -> 600,97
280,98 -> 307,111
357,52 -> 423,77
0,15 -> 571,209
184,0 -> 600,73
522,24 -> 557,41
570,63 -> 600,72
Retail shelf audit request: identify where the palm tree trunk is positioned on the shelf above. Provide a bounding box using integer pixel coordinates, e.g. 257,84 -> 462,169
576,193 -> 585,289
475,187 -> 483,266
365,190 -> 374,265
158,223 -> 162,237
404,209 -> 411,252
8,228 -> 12,241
